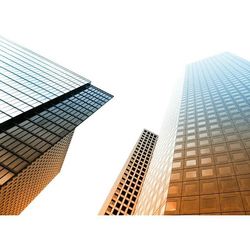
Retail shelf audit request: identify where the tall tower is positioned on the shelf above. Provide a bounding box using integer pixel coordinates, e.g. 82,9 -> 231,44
100,129 -> 158,215
135,52 -> 250,215
0,36 -> 113,214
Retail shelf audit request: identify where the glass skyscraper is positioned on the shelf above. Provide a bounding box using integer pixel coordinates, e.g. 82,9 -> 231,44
164,52 -> 250,215
0,36 -> 113,214
103,52 -> 250,215
136,52 -> 250,215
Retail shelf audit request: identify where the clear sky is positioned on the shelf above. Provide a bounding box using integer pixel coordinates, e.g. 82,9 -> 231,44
1,0 -> 250,249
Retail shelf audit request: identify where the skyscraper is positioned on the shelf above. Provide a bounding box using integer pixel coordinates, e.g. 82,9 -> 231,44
0,36 -> 113,215
103,52 -> 250,215
100,129 -> 158,215
136,52 -> 250,215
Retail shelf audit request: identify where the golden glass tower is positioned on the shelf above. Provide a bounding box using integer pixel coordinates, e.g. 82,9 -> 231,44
123,52 -> 250,215
100,129 -> 158,215
164,52 -> 250,215
0,36 -> 113,214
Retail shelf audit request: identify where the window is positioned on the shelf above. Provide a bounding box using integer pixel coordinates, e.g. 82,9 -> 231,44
218,166 -> 232,176
171,172 -> 181,181
186,159 -> 196,167
229,142 -> 242,151
214,145 -> 226,153
202,168 -> 213,177
172,161 -> 182,169
186,142 -> 196,148
186,150 -> 196,157
185,170 -> 197,178
166,201 -> 177,211
168,185 -> 180,195
200,147 -> 211,155
174,152 -> 182,158
199,140 -> 209,146
201,157 -> 212,165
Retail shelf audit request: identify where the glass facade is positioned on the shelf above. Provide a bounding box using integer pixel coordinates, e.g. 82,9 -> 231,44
165,53 -> 250,215
135,52 -> 250,215
0,35 -> 90,123
100,130 -> 158,215
0,36 -> 113,214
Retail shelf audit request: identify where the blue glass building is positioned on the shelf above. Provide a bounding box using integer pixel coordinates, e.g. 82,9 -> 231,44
0,36 -> 113,214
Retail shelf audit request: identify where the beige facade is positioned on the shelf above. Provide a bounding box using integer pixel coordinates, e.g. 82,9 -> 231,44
100,129 -> 158,215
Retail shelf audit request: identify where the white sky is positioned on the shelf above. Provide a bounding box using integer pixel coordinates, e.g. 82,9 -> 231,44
1,0 -> 250,249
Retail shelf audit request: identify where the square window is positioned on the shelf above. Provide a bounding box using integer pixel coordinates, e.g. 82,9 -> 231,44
185,170 -> 197,179
234,162 -> 250,175
187,135 -> 196,140
237,175 -> 250,191
176,137 -> 183,143
172,161 -> 182,169
199,132 -> 209,138
170,172 -> 181,181
231,151 -> 248,162
167,203 -> 177,212
217,165 -> 234,176
220,193 -> 244,212
223,128 -> 235,134
200,194 -> 220,213
186,142 -> 196,148
218,177 -> 239,193
215,154 -> 230,164
124,199 -> 129,205
200,157 -> 212,165
200,179 -> 218,195
201,168 -> 213,177
186,159 -> 196,167
113,209 -> 118,215
175,144 -> 183,150
180,196 -> 199,214
116,203 -> 121,209
186,150 -> 196,157
211,130 -> 222,136
212,136 -> 225,144
199,140 -> 209,146
213,145 -> 227,153
229,142 -> 243,151
210,124 -> 219,129
226,134 -> 239,141
168,183 -> 182,197
200,147 -> 211,155
174,152 -> 182,158
121,205 -> 126,211
199,127 -> 207,132
165,198 -> 180,215
182,181 -> 199,196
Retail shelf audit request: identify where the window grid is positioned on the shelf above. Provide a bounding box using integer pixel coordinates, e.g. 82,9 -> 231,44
102,130 -> 158,215
0,86 -> 112,185
166,52 -> 250,215
0,36 -> 94,122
